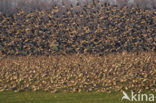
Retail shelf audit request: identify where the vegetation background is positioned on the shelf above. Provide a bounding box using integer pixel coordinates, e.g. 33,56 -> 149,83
1,0 -> 156,14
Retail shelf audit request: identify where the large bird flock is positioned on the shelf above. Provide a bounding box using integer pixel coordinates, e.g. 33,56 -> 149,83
0,1 -> 156,93
0,2 -> 156,55
0,52 -> 156,93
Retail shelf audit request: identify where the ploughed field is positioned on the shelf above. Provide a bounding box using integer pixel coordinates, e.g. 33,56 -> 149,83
0,2 -> 156,93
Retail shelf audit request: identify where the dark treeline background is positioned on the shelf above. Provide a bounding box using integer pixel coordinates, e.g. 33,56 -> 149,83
0,0 -> 156,14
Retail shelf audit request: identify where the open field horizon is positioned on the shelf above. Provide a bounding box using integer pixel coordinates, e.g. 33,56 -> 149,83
0,90 -> 156,103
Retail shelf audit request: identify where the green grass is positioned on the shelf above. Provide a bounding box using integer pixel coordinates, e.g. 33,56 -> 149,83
0,91 -> 155,103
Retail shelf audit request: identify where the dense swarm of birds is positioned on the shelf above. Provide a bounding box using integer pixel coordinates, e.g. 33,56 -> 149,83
0,52 -> 155,93
0,1 -> 156,55
0,1 -> 156,93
